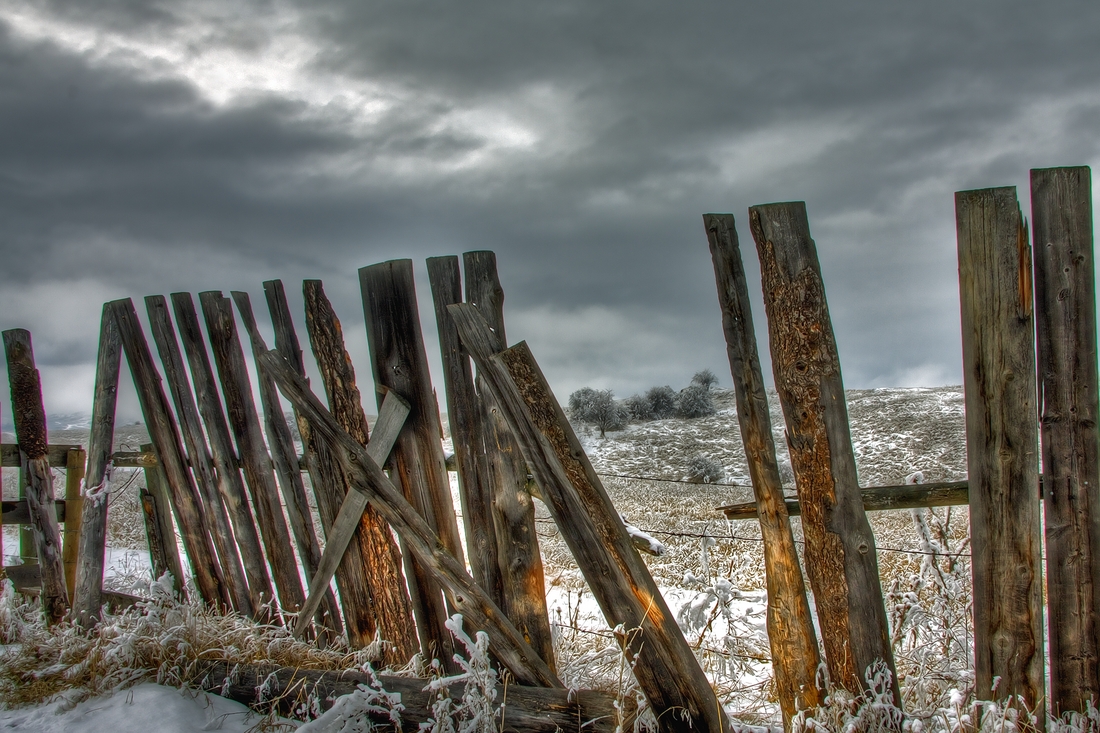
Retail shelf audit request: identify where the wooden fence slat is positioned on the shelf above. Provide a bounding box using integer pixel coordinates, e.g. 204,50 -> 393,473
256,347 -> 562,689
291,391 -> 409,639
1,499 -> 65,524
705,213 -> 822,722
1,444 -> 83,468
109,299 -> 228,607
62,448 -> 85,602
360,260 -> 464,666
139,443 -> 186,596
449,305 -> 731,733
749,202 -> 899,704
462,250 -> 555,671
71,305 -> 122,624
171,292 -> 274,617
199,291 -> 306,619
3,329 -> 69,623
146,295 -> 252,616
232,291 -> 342,640
719,479 -> 972,520
1032,166 -> 1097,714
302,280 -> 416,659
956,186 -> 1044,709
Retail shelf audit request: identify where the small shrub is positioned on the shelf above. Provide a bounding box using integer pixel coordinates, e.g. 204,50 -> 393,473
624,394 -> 654,421
686,454 -> 724,484
645,386 -> 677,419
677,385 -> 716,418
691,369 -> 718,391
568,387 -> 629,438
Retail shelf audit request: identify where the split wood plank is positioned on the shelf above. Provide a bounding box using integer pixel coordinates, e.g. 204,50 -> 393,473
200,290 -> 306,619
171,292 -> 274,616
705,212 -> 821,722
749,202 -> 899,704
71,305 -> 124,625
139,443 -> 186,596
1032,167 -> 1097,714
3,329 -> 69,623
449,305 -> 731,733
956,186 -> 1044,709
0,444 -> 82,467
256,347 -> 561,689
719,479 -> 971,520
146,295 -> 252,615
109,298 -> 228,607
62,448 -> 85,602
291,391 -> 409,639
360,260 -> 464,666
302,279 -> 415,659
463,250 -> 555,671
1,500 -> 65,524
233,290 -> 341,639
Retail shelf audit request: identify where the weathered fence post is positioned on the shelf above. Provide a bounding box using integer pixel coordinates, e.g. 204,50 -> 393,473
748,202 -> 900,705
171,292 -> 274,617
301,280 -> 416,660
956,187 -> 1044,710
200,291 -> 306,620
109,298 -> 228,607
62,448 -> 85,602
450,305 -> 732,733
139,443 -> 186,596
360,260 -> 465,666
72,303 -> 123,625
705,213 -> 823,723
3,329 -> 69,623
146,295 -> 252,616
1031,167 -> 1097,715
463,251 -> 555,670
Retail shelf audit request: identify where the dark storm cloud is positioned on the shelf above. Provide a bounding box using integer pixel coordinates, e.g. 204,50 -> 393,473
1,0 -> 1099,420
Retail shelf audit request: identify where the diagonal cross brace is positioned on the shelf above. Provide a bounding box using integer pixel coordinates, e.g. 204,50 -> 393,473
256,347 -> 562,688
291,390 -> 409,639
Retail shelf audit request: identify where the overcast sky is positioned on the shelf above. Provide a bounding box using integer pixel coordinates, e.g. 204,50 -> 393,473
1,0 -> 1098,425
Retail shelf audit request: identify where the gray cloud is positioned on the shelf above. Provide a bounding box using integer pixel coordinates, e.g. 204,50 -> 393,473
1,0 -> 1099,424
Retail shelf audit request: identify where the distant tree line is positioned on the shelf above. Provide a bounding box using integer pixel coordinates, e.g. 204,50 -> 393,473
567,369 -> 720,438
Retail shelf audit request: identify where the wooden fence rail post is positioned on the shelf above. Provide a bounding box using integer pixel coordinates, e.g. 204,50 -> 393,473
72,303 -> 122,625
748,202 -> 900,706
200,291 -> 306,620
956,186 -> 1044,710
360,260 -> 465,667
1031,166 -> 1097,715
3,329 -> 69,623
301,280 -> 416,661
139,443 -> 186,596
109,298 -> 228,608
62,448 -> 85,602
705,213 -> 822,723
463,250 -> 555,671
449,305 -> 732,733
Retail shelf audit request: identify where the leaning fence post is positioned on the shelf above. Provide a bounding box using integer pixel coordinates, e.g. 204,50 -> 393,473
1031,167 -> 1096,715
139,443 -> 185,596
3,329 -> 69,623
748,202 -> 900,706
705,213 -> 823,724
956,186 -> 1044,711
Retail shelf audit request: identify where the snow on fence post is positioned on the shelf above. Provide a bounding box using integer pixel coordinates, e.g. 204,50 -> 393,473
3,328 -> 70,624
146,295 -> 252,616
199,291 -> 306,620
360,260 -> 466,669
748,202 -> 901,707
463,250 -> 556,672
138,442 -> 186,597
301,279 -> 417,661
956,187 -> 1045,711
449,304 -> 733,733
109,298 -> 229,608
705,212 -> 823,724
171,292 -> 275,618
72,304 -> 122,626
1031,166 -> 1098,715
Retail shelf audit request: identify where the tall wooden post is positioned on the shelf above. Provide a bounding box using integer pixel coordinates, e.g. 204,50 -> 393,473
705,213 -> 823,723
72,304 -> 122,625
139,443 -> 186,597
360,260 -> 464,666
62,448 -> 85,603
301,280 -> 416,660
1031,167 -> 1097,714
748,202 -> 899,704
956,187 -> 1044,710
3,329 -> 69,623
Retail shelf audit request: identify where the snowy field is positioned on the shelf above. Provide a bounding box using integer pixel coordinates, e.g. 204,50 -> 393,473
0,386 -> 991,731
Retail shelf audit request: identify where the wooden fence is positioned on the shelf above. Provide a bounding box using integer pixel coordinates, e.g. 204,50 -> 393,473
1,165 -> 1095,730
